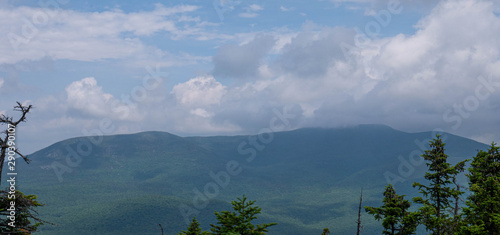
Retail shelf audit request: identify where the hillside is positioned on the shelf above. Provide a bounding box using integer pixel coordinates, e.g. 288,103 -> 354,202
9,125 -> 488,234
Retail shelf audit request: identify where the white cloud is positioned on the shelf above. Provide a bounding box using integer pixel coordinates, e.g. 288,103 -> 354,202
0,78 -> 4,88
171,75 -> 226,107
65,77 -> 141,121
65,77 -> 113,117
0,4 -> 211,65
280,6 -> 293,12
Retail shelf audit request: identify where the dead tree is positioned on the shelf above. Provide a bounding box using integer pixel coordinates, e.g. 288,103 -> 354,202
158,224 -> 164,235
356,188 -> 363,235
0,102 -> 33,182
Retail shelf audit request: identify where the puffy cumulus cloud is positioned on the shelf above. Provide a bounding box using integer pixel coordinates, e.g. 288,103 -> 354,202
166,76 -> 244,134
171,75 -> 227,107
66,77 -> 113,117
379,0 -> 500,70
65,77 -> 141,121
0,4 -> 210,65
371,0 -> 500,102
213,34 -> 276,79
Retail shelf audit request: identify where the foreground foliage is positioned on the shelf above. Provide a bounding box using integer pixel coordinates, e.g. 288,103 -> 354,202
412,136 -> 467,234
365,184 -> 417,234
0,190 -> 47,234
367,136 -> 500,234
461,143 -> 500,234
179,195 -> 277,235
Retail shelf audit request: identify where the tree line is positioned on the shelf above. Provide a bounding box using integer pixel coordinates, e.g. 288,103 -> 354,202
177,136 -> 500,234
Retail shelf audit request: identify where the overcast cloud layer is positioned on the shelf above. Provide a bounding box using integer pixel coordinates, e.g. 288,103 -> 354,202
1,0 -> 500,153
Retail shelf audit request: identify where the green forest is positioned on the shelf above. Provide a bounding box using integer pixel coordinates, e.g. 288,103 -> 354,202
173,136 -> 500,235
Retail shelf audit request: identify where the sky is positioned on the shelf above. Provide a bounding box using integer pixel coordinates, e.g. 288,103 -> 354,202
1,0 -> 500,154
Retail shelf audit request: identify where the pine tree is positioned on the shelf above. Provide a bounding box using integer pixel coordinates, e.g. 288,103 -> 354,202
178,217 -> 209,235
365,184 -> 418,235
210,195 -> 277,235
0,190 -> 48,233
461,143 -> 500,234
412,135 -> 467,234
321,227 -> 331,235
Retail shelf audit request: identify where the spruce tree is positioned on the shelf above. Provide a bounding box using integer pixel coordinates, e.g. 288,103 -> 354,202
461,143 -> 500,234
0,190 -> 48,233
365,184 -> 418,235
412,135 -> 467,234
178,217 -> 209,235
210,195 -> 277,235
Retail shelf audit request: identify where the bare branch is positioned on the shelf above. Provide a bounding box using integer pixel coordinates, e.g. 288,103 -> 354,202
13,101 -> 33,126
0,102 -> 33,182
15,148 -> 31,164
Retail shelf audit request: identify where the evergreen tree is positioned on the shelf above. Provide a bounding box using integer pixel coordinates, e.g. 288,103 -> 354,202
321,227 -> 331,235
461,143 -> 500,234
178,217 -> 210,235
365,184 -> 418,235
210,195 -> 277,235
412,135 -> 467,234
0,190 -> 48,234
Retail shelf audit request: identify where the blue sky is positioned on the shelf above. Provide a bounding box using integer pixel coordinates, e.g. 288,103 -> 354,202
1,0 -> 500,153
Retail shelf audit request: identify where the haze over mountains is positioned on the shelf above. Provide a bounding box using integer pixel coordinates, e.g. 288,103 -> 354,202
11,124 -> 488,234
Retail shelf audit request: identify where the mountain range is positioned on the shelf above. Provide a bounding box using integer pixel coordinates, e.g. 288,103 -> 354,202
10,124 -> 489,234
